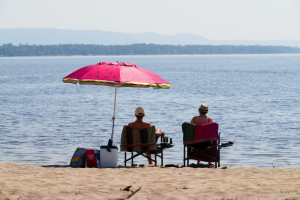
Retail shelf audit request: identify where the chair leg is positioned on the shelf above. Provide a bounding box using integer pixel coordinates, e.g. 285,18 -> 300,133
124,152 -> 126,167
218,148 -> 220,167
218,132 -> 221,167
131,151 -> 133,166
183,145 -> 186,167
215,145 -> 217,168
187,147 -> 189,166
161,148 -> 163,167
155,151 -> 157,166
160,136 -> 162,167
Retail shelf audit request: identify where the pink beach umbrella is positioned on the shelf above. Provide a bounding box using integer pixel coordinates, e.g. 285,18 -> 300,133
62,62 -> 171,145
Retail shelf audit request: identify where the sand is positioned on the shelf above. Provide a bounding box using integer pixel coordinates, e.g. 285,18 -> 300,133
0,162 -> 300,200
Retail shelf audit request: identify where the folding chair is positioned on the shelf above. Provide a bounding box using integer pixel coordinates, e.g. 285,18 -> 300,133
120,125 -> 164,166
182,122 -> 233,168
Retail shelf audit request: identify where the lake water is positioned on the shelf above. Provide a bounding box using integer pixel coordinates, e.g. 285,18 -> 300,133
1,55 -> 299,168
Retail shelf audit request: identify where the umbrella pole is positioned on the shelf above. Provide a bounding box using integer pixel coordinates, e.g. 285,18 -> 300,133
111,86 -> 117,142
107,86 -> 117,152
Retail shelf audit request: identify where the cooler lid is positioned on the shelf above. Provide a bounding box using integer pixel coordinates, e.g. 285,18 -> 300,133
100,146 -> 118,150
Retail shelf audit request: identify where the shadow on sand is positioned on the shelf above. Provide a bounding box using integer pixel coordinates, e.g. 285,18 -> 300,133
40,163 -> 227,169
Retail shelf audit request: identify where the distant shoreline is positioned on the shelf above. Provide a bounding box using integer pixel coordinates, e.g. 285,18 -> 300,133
1,43 -> 300,57
2,28 -> 300,48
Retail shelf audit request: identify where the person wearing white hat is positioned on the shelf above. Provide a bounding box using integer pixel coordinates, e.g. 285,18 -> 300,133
128,107 -> 151,129
128,107 -> 165,165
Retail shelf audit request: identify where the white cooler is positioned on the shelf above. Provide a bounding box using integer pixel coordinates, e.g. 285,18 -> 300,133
100,146 -> 118,168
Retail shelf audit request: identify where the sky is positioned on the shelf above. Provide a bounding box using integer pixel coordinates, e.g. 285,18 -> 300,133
0,0 -> 300,40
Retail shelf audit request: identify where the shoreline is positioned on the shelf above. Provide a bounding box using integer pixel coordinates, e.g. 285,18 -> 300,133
1,162 -> 300,199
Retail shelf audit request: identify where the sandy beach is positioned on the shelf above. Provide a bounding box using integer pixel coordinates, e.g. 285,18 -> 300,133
0,162 -> 299,200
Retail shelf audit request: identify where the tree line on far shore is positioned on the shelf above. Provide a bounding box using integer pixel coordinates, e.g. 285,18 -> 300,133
1,43 -> 300,57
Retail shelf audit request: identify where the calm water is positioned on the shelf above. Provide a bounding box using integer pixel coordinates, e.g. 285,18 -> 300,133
0,55 -> 299,168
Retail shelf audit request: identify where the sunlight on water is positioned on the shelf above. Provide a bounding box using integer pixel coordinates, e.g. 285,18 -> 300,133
0,55 -> 299,167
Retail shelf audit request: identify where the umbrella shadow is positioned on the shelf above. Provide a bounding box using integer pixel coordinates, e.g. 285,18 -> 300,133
118,164 -> 166,168
187,163 -> 217,168
41,165 -> 71,168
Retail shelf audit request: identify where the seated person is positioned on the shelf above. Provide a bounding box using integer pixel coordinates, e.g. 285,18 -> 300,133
128,107 -> 165,165
191,103 -> 213,125
190,103 -> 213,165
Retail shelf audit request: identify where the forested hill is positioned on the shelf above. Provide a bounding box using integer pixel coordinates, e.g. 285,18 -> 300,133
1,43 -> 300,57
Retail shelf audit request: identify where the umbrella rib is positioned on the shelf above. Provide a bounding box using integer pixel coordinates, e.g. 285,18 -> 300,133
80,79 -> 119,84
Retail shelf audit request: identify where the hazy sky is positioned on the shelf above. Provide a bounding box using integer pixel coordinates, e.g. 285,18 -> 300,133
1,0 -> 300,40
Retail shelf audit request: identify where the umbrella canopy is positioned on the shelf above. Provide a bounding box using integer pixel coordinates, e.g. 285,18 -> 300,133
62,62 -> 171,146
63,62 -> 171,88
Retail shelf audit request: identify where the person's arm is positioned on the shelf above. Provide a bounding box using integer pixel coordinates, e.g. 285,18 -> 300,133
190,117 -> 195,124
155,129 -> 165,137
208,117 -> 213,123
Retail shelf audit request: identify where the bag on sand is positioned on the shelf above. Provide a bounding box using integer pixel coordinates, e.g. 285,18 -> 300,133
70,147 -> 86,168
86,149 -> 100,168
94,149 -> 100,167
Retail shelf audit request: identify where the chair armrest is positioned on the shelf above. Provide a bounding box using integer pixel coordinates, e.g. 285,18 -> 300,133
219,141 -> 234,148
157,142 -> 175,148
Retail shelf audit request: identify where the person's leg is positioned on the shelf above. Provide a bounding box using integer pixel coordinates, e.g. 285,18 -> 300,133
146,153 -> 153,164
